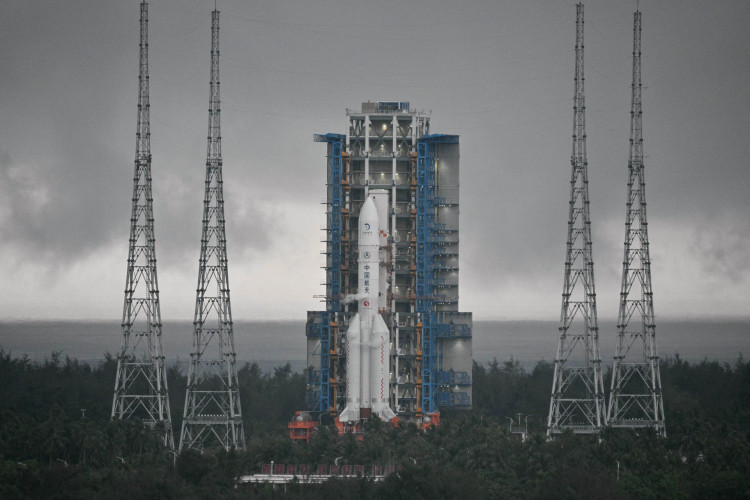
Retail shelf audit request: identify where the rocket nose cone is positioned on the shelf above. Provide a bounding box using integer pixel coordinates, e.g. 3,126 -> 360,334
359,196 -> 379,233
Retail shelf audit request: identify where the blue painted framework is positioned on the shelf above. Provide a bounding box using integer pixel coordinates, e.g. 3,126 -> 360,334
416,134 -> 458,414
311,133 -> 345,413
309,132 -> 470,415
416,139 -> 436,414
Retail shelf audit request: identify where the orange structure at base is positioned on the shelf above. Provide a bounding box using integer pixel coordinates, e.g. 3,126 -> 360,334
289,411 -> 438,442
288,411 -> 319,442
334,417 -> 365,439
333,415 -> 402,439
419,412 -> 440,430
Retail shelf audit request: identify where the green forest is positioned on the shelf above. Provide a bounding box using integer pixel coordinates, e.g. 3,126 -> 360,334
1,348 -> 748,499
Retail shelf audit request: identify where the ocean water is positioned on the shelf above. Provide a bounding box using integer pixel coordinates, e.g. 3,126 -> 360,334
1,319 -> 748,372
0,320 -> 306,373
472,320 -> 750,368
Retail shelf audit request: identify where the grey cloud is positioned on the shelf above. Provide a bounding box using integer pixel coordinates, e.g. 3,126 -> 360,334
0,146 -> 125,266
691,215 -> 750,284
1,0 -> 749,319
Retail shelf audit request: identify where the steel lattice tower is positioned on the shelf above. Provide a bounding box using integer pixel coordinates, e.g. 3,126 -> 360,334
112,1 -> 174,450
606,9 -> 666,438
547,3 -> 605,437
179,9 -> 246,452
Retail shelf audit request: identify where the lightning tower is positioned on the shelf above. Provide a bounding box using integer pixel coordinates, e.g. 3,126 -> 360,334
180,9 -> 246,451
112,1 -> 174,450
606,8 -> 666,437
547,3 -> 606,437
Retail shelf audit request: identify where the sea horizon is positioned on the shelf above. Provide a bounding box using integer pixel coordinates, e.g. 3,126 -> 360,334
2,318 -> 748,373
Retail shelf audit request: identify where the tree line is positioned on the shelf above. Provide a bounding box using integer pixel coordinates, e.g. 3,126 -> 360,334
1,347 -> 748,498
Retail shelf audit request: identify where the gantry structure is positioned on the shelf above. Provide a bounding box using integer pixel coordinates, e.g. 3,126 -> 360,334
180,9 -> 246,452
307,102 -> 472,427
547,3 -> 606,437
112,1 -> 174,450
606,9 -> 666,437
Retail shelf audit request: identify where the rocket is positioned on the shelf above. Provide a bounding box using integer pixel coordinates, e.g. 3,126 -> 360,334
338,195 -> 396,423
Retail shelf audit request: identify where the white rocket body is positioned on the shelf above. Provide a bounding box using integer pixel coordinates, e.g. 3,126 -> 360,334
370,190 -> 389,313
338,195 -> 396,423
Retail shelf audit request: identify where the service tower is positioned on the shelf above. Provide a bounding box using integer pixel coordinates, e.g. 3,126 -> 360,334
305,102 -> 472,433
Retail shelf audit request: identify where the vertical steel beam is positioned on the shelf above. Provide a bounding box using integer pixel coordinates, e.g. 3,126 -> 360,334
417,140 -> 437,415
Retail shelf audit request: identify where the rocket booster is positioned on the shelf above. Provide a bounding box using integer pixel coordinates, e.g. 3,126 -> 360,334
338,195 -> 396,423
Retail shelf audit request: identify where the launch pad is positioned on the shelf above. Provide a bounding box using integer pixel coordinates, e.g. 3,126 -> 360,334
294,103 -> 473,439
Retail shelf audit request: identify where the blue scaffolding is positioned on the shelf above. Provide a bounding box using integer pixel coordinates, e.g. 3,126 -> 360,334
417,134 -> 459,415
311,133 -> 346,414
416,139 -> 436,414
310,132 -> 469,416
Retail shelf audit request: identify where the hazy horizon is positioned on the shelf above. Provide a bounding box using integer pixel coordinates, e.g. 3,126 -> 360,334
2,318 -> 748,371
2,314 -> 750,323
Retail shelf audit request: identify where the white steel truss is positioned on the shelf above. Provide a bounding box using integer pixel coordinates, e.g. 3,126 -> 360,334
606,9 -> 666,438
112,1 -> 174,450
180,9 -> 246,452
547,3 -> 606,437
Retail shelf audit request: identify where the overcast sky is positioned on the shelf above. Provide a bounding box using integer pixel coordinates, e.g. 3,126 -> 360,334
0,0 -> 748,321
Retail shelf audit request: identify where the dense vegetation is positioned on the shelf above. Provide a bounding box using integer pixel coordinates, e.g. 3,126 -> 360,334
1,348 -> 748,498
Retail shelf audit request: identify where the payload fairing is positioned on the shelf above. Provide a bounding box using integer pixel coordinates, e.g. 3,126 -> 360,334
337,195 -> 396,423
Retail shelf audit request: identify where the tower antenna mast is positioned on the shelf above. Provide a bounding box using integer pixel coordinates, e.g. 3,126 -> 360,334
606,7 -> 666,438
180,8 -> 246,451
112,0 -> 174,450
547,2 -> 606,437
